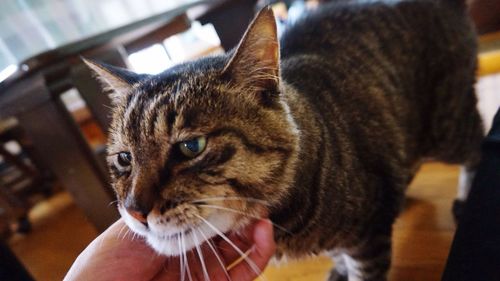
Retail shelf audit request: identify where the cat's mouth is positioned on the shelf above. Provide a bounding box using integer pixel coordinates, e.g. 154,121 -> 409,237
118,206 -> 238,256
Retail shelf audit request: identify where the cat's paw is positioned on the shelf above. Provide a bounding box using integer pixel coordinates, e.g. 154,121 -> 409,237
327,270 -> 348,281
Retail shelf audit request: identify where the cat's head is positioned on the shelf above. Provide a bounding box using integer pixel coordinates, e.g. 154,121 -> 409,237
85,7 -> 298,256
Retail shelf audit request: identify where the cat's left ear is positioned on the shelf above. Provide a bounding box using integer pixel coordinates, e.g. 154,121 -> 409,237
222,7 -> 280,101
83,58 -> 145,104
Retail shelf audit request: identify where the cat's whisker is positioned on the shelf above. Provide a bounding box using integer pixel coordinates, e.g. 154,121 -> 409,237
97,227 -> 110,250
192,231 -> 210,281
195,214 -> 266,281
123,229 -> 131,241
102,104 -> 114,110
128,230 -> 136,241
191,196 -> 270,206
121,228 -> 132,241
199,204 -> 292,235
181,232 -> 193,281
196,227 -> 232,281
180,233 -> 186,278
117,223 -> 128,241
108,199 -> 119,207
177,236 -> 186,281
96,238 -> 104,250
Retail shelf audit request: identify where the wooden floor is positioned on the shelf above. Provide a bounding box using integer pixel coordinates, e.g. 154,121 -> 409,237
9,162 -> 459,281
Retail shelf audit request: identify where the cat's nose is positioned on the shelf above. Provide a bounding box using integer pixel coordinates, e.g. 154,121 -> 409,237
123,189 -> 155,224
123,197 -> 152,225
125,208 -> 149,224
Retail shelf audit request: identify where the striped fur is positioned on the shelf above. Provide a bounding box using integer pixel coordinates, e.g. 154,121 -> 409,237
86,1 -> 483,280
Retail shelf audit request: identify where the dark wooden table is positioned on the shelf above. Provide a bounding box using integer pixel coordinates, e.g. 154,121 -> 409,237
0,0 -> 259,234
0,0 -> 204,232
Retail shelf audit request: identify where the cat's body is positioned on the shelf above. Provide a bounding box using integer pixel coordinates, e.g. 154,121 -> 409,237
269,1 -> 483,278
274,0 -> 481,256
85,0 -> 483,280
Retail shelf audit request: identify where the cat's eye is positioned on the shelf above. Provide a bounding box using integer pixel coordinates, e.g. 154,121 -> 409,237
179,136 -> 207,158
114,152 -> 132,172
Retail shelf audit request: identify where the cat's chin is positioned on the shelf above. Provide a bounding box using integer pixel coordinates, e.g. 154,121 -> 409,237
145,228 -> 209,256
118,207 -> 238,256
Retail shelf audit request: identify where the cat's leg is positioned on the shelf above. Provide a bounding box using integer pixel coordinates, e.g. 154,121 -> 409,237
343,235 -> 392,281
426,80 -> 484,221
327,250 -> 348,281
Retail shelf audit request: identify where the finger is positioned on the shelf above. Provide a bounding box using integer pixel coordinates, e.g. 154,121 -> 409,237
65,219 -> 168,281
190,239 -> 234,281
199,238 -> 233,280
151,256 -> 181,281
217,220 -> 259,263
154,240 -> 232,281
228,219 -> 276,281
188,242 -> 215,281
105,220 -> 169,280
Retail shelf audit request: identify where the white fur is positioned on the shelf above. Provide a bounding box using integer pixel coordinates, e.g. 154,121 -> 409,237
119,206 -> 237,256
327,250 -> 364,281
457,166 -> 476,201
343,254 -> 363,281
332,252 -> 348,276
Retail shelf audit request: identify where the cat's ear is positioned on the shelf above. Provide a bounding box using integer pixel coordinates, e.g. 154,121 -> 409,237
223,7 -> 279,98
82,58 -> 143,104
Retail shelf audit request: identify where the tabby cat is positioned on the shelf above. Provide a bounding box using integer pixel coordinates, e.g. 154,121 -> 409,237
84,0 -> 483,280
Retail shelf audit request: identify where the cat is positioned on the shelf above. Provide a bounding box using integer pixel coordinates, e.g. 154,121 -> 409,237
84,0 -> 483,280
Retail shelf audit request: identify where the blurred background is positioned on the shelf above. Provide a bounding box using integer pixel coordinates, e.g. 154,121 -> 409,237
0,0 -> 499,280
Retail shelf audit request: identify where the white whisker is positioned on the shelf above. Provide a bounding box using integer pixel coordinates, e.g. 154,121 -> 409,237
129,230 -> 135,241
192,196 -> 270,206
192,231 -> 210,281
181,232 -> 193,281
108,200 -> 119,207
128,230 -> 138,241
195,214 -> 266,281
127,229 -> 134,241
116,224 -> 127,240
177,236 -> 186,281
196,228 -> 232,281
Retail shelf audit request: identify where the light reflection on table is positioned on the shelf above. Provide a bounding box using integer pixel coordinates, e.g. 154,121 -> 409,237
0,0 -> 198,74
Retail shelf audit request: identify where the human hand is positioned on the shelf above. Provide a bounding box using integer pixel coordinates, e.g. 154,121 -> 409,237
64,218 -> 276,281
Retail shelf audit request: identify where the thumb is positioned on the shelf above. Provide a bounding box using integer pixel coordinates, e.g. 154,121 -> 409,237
228,219 -> 276,280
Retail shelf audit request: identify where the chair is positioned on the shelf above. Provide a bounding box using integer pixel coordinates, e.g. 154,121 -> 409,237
0,118 -> 54,236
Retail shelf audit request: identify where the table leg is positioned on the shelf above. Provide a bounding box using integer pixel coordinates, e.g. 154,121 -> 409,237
197,0 -> 257,50
16,100 -> 119,232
